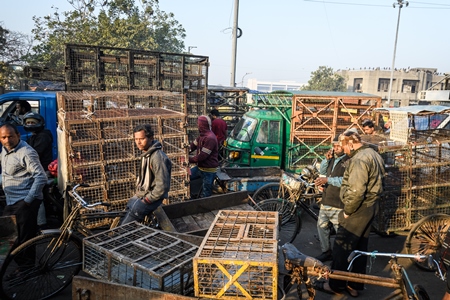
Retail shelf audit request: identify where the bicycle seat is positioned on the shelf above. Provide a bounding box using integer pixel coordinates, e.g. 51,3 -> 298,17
282,243 -> 325,268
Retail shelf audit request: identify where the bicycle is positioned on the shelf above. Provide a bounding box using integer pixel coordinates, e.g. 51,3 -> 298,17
280,242 -> 443,300
0,184 -> 157,300
253,167 -> 322,245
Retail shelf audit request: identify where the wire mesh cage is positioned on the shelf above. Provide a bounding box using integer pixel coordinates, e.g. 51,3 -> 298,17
65,44 -> 209,92
58,90 -> 190,225
83,222 -> 198,295
193,210 -> 278,299
289,93 -> 381,169
373,133 -> 450,233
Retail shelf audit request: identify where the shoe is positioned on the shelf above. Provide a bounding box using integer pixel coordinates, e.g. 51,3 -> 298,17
346,285 -> 359,297
313,279 -> 342,295
315,250 -> 332,262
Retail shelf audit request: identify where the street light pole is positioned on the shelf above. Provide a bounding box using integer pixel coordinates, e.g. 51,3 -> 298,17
387,0 -> 408,107
230,0 -> 239,87
241,72 -> 252,87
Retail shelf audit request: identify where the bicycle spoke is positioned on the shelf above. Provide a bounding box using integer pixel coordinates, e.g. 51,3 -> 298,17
256,198 -> 300,245
405,214 -> 450,271
1,233 -> 82,300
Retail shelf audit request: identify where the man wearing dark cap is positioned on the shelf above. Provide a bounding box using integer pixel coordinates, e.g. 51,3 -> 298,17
189,115 -> 219,198
314,135 -> 349,262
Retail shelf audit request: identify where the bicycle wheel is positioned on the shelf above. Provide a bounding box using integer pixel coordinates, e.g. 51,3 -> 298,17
413,284 -> 430,300
252,183 -> 293,204
0,232 -> 82,300
256,198 -> 301,245
405,213 -> 450,271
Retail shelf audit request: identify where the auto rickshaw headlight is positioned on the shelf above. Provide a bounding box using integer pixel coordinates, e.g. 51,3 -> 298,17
229,151 -> 240,160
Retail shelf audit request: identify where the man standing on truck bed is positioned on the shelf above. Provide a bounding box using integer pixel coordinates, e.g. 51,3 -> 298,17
189,115 -> 219,198
121,124 -> 172,224
313,135 -> 349,262
0,123 -> 47,248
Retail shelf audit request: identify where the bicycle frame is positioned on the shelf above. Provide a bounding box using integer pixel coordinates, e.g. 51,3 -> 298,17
280,171 -> 321,221
282,243 -> 438,300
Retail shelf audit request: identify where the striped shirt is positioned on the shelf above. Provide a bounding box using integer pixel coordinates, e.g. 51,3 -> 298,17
2,140 -> 47,205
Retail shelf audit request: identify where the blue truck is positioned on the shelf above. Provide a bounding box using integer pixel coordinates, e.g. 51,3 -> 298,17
0,91 -> 59,160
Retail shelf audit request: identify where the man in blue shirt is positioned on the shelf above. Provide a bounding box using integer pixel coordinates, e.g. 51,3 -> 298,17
1,123 -> 47,248
314,135 -> 349,262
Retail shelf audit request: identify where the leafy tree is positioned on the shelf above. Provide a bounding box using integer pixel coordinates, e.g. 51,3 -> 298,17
302,66 -> 346,91
28,0 -> 186,70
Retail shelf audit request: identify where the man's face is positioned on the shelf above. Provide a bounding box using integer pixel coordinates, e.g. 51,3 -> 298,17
362,126 -> 375,135
333,143 -> 344,156
340,143 -> 351,155
134,130 -> 152,151
0,126 -> 20,151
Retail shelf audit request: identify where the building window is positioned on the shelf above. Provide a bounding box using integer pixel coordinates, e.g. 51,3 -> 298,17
378,79 -> 391,92
353,78 -> 363,92
402,80 -> 419,93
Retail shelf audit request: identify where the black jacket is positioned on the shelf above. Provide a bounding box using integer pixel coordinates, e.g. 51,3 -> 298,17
321,155 -> 349,208
26,129 -> 53,170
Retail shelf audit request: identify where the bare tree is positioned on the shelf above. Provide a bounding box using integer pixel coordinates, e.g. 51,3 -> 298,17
0,24 -> 34,90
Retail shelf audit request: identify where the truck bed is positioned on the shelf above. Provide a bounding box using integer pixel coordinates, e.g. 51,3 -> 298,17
154,191 -> 252,235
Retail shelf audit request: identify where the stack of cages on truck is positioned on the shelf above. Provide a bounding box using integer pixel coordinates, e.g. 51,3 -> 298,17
57,90 -> 190,228
223,91 -> 381,190
64,44 -> 209,142
368,105 -> 450,234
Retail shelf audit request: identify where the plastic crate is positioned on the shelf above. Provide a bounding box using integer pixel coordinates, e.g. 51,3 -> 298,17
83,222 -> 198,295
193,210 -> 278,299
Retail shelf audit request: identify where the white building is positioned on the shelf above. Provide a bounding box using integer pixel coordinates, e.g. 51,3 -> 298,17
336,67 -> 447,106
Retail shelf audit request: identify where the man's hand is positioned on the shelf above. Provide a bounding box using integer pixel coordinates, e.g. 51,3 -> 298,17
314,177 -> 328,186
344,212 -> 349,219
325,149 -> 334,160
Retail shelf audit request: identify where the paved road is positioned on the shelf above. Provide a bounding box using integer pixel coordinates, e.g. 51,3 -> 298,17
51,209 -> 446,300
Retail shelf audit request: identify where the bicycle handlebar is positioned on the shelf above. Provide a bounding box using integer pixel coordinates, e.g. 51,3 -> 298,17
69,183 -> 111,209
348,250 -> 429,262
347,250 -> 436,272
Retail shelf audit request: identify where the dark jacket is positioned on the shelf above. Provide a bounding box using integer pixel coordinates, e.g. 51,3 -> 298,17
135,140 -> 172,203
26,129 -> 53,170
189,116 -> 219,170
340,145 -> 385,216
321,154 -> 349,208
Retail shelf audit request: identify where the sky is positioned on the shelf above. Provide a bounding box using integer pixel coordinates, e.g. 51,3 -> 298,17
1,0 -> 450,87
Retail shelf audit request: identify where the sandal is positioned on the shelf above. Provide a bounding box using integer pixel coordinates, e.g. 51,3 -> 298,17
313,280 -> 342,295
346,285 -> 359,297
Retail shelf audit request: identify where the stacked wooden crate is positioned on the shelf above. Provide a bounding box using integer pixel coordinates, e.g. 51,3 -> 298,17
290,91 -> 381,168
193,210 -> 279,299
57,90 -> 189,227
65,44 -> 209,141
83,222 -> 198,294
373,131 -> 450,233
